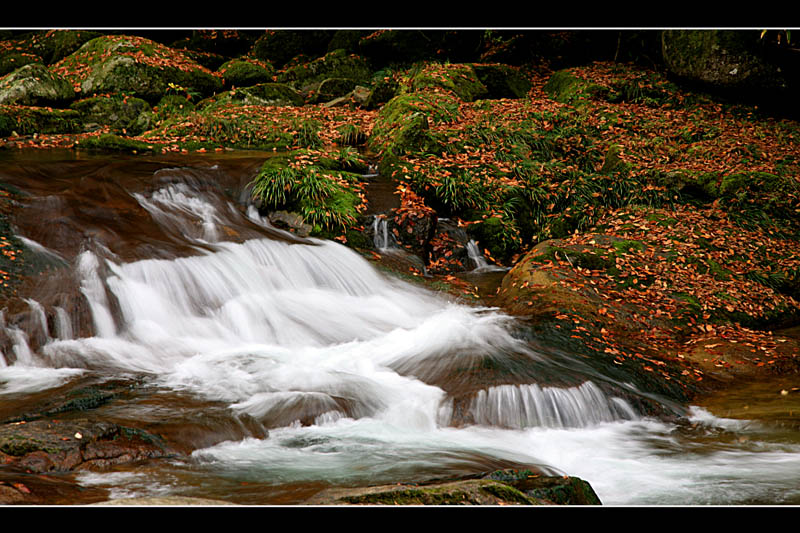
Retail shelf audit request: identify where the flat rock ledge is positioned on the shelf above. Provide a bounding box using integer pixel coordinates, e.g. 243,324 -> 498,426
303,471 -> 602,506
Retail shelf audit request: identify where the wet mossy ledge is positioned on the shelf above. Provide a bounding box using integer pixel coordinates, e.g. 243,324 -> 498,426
0,29 -> 799,402
304,469 -> 602,506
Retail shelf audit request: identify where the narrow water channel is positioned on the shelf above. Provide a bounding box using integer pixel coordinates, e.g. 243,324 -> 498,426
1,149 -> 799,506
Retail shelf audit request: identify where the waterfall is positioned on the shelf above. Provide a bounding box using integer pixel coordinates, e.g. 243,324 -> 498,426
12,158 -> 799,506
466,240 -> 507,273
371,215 -> 395,250
470,382 -> 637,429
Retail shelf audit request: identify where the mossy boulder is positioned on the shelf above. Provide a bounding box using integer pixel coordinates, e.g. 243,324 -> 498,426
252,30 -> 334,68
0,30 -> 102,67
543,69 -> 607,104
217,58 -> 275,89
482,469 -> 602,505
75,133 -> 159,154
661,30 -> 788,92
404,62 -> 489,102
303,471 -> 601,505
472,63 -> 532,99
55,35 -> 223,104
70,94 -> 153,134
362,74 -> 400,109
0,63 -> 76,106
311,77 -> 358,104
368,90 -> 459,156
277,49 -> 372,90
0,418 -> 176,473
0,104 -> 81,136
0,52 -> 44,77
326,30 -> 371,54
357,30 -> 441,68
200,82 -> 304,109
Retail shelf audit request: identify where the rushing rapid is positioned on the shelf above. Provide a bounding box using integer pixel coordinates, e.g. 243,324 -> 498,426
1,152 -> 799,505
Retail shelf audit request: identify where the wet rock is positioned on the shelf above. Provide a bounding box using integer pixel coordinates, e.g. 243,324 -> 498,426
303,471 -> 602,505
268,210 -> 312,238
0,418 -> 178,473
93,496 -> 239,506
482,469 -> 602,505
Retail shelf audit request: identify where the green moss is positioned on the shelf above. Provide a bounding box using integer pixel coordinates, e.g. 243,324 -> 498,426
76,133 -> 157,154
70,94 -> 153,134
218,58 -> 274,88
0,105 -> 81,136
480,483 -> 536,504
0,435 -> 47,456
277,49 -> 372,88
249,150 -> 366,235
611,239 -> 645,254
405,62 -> 488,102
543,69 -> 607,104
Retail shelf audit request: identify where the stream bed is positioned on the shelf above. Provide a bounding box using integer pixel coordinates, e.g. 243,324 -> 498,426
0,149 -> 799,506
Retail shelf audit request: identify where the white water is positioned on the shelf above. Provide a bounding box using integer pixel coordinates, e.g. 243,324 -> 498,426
3,169 -> 800,505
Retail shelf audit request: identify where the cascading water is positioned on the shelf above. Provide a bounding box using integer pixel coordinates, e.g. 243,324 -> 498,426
1,153 -> 800,505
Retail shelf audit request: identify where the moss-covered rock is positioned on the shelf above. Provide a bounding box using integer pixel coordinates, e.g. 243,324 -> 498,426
54,34 -> 223,104
310,77 -> 358,104
304,472 -> 602,505
217,57 -> 275,89
277,49 -> 372,90
75,133 -> 159,154
70,94 -> 153,134
662,30 -> 788,92
200,82 -> 305,109
0,52 -> 44,77
357,30 -> 441,68
403,62 -> 489,102
368,90 -> 459,156
326,30 -> 371,54
482,469 -> 602,505
543,69 -> 609,104
0,104 -> 81,136
252,30 -> 334,68
0,30 -> 102,67
0,418 -> 176,473
0,63 -> 76,106
472,63 -> 532,99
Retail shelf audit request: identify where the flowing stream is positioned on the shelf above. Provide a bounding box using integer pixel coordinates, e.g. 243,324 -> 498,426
1,150 -> 799,505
